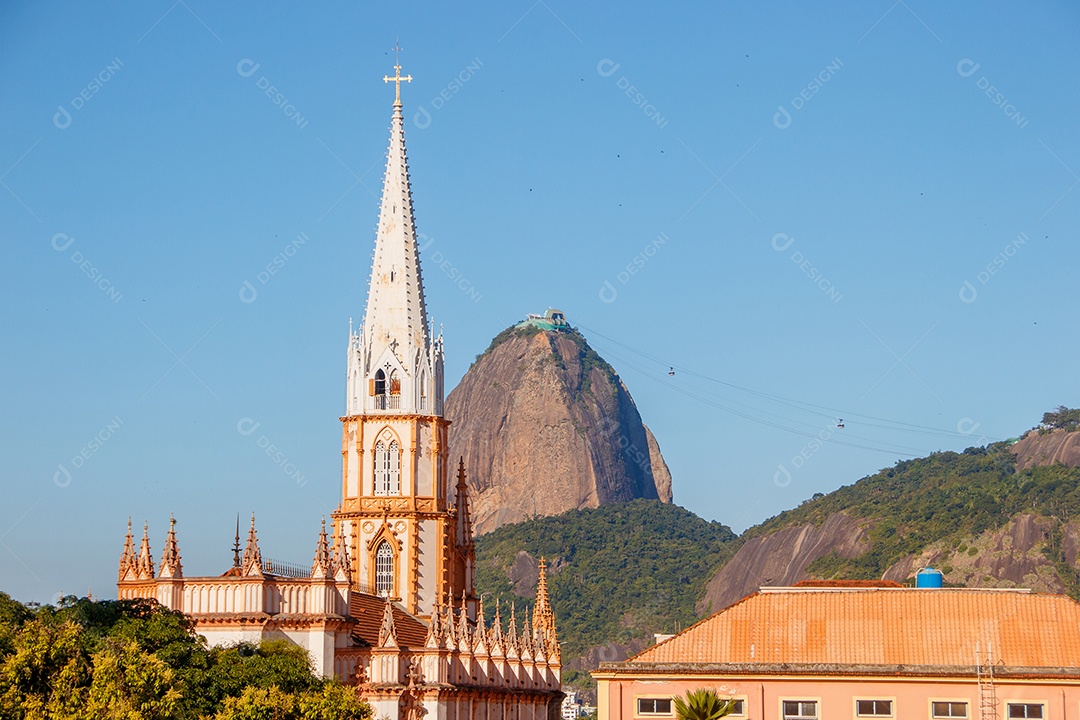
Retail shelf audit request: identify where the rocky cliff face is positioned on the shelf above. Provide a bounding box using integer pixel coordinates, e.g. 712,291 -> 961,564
882,514 -> 1067,593
697,512 -> 870,614
1011,429 -> 1080,470
445,325 -> 673,535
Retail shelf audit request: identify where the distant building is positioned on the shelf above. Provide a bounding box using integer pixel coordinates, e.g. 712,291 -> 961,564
117,58 -> 562,720
594,580 -> 1080,720
518,308 -> 571,332
562,691 -> 581,720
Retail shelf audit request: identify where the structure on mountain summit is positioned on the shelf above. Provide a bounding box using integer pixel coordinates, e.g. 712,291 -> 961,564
117,56 -> 562,719
517,308 -> 570,332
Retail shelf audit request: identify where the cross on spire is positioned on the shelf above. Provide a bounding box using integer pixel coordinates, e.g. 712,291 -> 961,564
383,41 -> 412,107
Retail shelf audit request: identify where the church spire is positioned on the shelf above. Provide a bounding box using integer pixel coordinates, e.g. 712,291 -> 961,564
533,557 -> 559,659
455,457 -> 474,544
331,519 -> 352,581
135,521 -> 155,580
231,514 -> 241,569
311,517 -> 332,579
426,593 -> 447,649
118,517 -> 136,581
241,513 -> 263,576
159,515 -> 182,579
347,52 -> 444,418
363,55 -> 428,366
457,590 -> 472,650
506,602 -> 520,655
378,596 -> 399,648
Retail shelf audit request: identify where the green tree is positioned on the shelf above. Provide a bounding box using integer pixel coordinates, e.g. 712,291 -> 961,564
213,682 -> 371,720
0,593 -> 372,720
296,683 -> 372,720
81,638 -> 181,720
673,689 -> 740,720
1042,406 -> 1080,431
0,619 -> 90,720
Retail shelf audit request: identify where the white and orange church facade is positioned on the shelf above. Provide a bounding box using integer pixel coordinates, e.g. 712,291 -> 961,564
594,581 -> 1080,720
117,60 -> 562,720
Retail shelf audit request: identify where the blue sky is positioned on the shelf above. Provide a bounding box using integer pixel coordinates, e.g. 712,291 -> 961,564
2,2 -> 1078,604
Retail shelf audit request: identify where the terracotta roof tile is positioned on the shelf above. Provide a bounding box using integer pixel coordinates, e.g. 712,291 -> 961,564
632,588 -> 1080,669
350,593 -> 429,648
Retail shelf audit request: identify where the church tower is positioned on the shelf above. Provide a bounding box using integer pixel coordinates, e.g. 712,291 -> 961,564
335,59 -> 474,620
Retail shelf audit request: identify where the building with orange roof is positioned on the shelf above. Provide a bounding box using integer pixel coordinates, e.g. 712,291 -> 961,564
593,581 -> 1080,720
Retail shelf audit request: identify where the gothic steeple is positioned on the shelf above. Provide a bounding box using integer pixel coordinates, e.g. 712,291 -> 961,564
455,457 -> 474,544
365,63 -> 427,352
241,513 -> 263,576
159,515 -> 182,579
533,557 -> 559,660
118,517 -> 136,581
338,56 -> 456,621
312,517 -> 332,579
231,514 -> 241,569
426,593 -> 447,649
378,596 -> 399,648
346,56 -> 444,418
331,520 -> 352,581
506,602 -> 520,656
134,521 -> 155,580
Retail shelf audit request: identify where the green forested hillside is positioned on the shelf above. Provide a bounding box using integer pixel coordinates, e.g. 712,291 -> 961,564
747,441 -> 1080,588
474,499 -> 736,663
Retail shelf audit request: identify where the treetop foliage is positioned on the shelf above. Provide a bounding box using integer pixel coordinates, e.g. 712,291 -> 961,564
0,594 -> 370,720
1042,406 -> 1080,432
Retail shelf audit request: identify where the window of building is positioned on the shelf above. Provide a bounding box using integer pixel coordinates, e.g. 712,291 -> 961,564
636,698 -> 672,716
856,700 -> 892,717
387,440 -> 400,494
374,441 -> 388,495
782,701 -> 817,720
932,702 -> 968,718
375,541 -> 393,596
1007,705 -> 1043,719
373,440 -> 401,495
727,700 -> 745,716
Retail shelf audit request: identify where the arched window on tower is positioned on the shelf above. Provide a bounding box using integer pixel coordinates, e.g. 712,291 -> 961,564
419,370 -> 428,411
375,541 -> 394,597
373,440 -> 402,496
372,369 -> 387,410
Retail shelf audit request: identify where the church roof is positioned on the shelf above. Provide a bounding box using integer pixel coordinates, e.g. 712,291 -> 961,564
350,593 -> 428,648
628,586 -> 1080,672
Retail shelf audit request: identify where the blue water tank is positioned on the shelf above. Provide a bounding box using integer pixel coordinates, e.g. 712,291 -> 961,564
916,568 -> 944,588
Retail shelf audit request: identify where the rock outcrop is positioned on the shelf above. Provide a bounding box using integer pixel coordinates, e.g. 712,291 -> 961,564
697,512 -> 870,614
883,513 -> 1065,593
1011,430 -> 1080,470
446,324 -> 672,535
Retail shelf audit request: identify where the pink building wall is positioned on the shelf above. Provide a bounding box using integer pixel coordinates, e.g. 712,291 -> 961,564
598,675 -> 1080,720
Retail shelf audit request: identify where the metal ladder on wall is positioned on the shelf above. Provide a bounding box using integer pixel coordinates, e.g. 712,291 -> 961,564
976,642 -> 998,720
